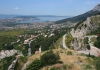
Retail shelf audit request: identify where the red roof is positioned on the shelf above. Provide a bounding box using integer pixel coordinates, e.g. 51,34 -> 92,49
98,53 -> 100,56
97,34 -> 100,36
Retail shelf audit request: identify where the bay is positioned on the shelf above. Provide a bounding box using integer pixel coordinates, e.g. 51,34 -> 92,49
19,16 -> 68,23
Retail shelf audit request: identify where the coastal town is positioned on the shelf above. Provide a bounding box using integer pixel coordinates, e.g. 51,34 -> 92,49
0,17 -> 74,30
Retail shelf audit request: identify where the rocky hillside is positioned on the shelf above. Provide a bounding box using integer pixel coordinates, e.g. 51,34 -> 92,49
71,15 -> 100,38
93,4 -> 100,11
55,4 -> 100,24
65,14 -> 100,51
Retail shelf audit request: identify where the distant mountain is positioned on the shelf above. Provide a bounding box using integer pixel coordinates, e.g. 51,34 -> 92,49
55,4 -> 100,24
0,14 -> 19,18
0,14 -> 69,18
93,4 -> 100,11
14,16 -> 37,19
33,15 -> 69,17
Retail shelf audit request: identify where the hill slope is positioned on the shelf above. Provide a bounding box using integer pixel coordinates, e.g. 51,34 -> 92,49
21,49 -> 95,70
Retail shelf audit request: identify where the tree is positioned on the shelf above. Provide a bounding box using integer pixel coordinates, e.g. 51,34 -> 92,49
26,59 -> 41,70
84,37 -> 89,44
86,45 -> 91,56
94,36 -> 100,49
40,50 -> 60,66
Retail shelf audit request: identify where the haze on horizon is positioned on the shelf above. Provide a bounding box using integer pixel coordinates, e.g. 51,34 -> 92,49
0,0 -> 100,16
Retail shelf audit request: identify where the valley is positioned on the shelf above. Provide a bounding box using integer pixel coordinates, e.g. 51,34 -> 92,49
0,2 -> 100,70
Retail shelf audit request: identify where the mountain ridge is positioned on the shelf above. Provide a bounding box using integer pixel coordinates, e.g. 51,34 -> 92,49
55,4 -> 100,24
0,14 -> 70,18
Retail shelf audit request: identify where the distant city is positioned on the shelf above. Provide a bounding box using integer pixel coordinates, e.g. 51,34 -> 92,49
0,15 -> 73,30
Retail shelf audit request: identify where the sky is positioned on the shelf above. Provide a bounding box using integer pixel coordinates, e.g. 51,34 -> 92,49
0,0 -> 100,16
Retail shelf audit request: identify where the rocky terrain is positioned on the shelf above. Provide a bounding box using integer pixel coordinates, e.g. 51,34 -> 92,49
68,14 -> 100,56
0,49 -> 17,60
93,4 -> 100,11
71,15 -> 100,38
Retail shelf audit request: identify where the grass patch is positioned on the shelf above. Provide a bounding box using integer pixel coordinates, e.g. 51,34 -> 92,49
67,51 -> 72,55
65,32 -> 73,48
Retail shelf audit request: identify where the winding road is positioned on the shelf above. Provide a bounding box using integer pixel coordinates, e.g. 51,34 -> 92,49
78,35 -> 100,56
28,42 -> 31,56
62,34 -> 100,56
62,34 -> 69,50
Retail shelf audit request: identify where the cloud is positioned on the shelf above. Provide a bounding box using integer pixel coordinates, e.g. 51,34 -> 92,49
85,1 -> 97,4
13,7 -> 19,10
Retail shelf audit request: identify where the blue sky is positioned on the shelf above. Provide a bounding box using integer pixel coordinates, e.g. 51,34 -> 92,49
0,0 -> 100,16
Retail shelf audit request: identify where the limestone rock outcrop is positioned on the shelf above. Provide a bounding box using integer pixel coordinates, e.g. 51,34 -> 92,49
0,49 -> 17,60
93,4 -> 100,11
71,15 -> 100,38
70,15 -> 100,50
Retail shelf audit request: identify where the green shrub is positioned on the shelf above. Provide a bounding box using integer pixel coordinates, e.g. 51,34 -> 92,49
40,50 -> 60,66
94,36 -> 100,49
80,53 -> 86,56
67,51 -> 72,55
19,56 -> 27,63
26,51 -> 60,70
66,33 -> 73,47
94,57 -> 100,70
86,45 -> 90,50
83,64 -> 92,70
63,64 -> 67,70
15,56 -> 27,70
50,67 -> 58,70
0,55 -> 15,70
84,37 -> 88,44
26,59 -> 41,70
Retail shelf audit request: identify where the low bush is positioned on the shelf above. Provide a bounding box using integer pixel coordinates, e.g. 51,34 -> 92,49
26,59 -> 41,70
67,51 -> 72,55
26,50 -> 60,70
41,50 -> 60,66
84,37 -> 88,44
94,57 -> 100,70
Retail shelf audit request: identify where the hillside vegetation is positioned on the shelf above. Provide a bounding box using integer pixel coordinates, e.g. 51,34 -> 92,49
0,29 -> 36,51
23,48 -> 97,70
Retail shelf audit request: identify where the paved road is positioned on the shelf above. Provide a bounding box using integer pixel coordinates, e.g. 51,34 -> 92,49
62,34 -> 69,50
28,42 -> 31,56
78,36 -> 99,56
77,50 -> 98,56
